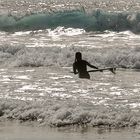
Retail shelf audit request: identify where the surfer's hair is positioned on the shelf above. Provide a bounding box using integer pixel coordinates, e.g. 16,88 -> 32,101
75,52 -> 82,62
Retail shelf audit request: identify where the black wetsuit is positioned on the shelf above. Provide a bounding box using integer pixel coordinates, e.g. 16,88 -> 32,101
73,60 -> 90,79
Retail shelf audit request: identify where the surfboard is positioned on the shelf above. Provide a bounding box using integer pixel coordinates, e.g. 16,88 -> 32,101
88,67 -> 116,74
71,67 -> 116,74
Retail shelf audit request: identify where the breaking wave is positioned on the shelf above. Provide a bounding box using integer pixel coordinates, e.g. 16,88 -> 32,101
0,99 -> 139,128
1,10 -> 140,33
0,44 -> 140,69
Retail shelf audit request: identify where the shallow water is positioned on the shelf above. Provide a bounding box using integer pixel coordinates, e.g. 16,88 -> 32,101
0,120 -> 140,140
0,66 -> 140,128
0,67 -> 140,108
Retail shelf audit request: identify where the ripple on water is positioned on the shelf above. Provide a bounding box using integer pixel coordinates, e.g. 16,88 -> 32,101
45,87 -> 66,93
110,92 -> 122,96
129,103 -> 140,108
71,89 -> 89,94
15,75 -> 30,80
49,75 -> 73,80
15,85 -> 39,93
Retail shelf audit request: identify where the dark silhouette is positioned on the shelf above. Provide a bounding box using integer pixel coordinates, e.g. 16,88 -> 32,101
73,52 -> 99,79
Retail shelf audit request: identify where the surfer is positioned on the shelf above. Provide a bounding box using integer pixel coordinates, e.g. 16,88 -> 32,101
73,52 -> 100,79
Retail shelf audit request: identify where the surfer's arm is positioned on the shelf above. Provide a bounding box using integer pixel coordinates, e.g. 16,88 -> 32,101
86,62 -> 98,69
73,63 -> 78,74
86,62 -> 103,72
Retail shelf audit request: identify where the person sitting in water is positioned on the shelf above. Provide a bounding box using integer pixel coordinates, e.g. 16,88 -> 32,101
73,52 -> 99,79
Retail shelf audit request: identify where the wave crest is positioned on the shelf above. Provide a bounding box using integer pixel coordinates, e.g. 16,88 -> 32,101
0,10 -> 140,33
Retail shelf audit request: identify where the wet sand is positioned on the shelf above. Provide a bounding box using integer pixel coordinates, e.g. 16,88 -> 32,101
0,120 -> 140,140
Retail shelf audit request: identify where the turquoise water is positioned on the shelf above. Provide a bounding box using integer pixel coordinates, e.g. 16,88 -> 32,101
0,0 -> 140,32
0,10 -> 140,33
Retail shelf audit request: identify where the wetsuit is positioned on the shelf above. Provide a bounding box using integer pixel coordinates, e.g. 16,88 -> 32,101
73,60 -> 90,79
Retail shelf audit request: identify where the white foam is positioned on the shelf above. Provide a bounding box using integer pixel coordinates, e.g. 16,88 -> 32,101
48,27 -> 85,37
51,4 -> 65,8
64,80 -> 76,83
110,86 -> 119,90
0,75 -> 11,81
96,83 -> 111,86
14,71 -> 24,73
62,75 -> 73,78
49,77 -> 60,80
71,89 -> 89,94
133,89 -> 140,93
26,43 -> 66,48
49,75 -> 73,80
80,94 -> 90,97
134,83 -> 140,86
110,92 -> 122,95
45,87 -> 66,93
15,75 -> 30,80
94,31 -> 116,38
51,92 -> 72,98
12,96 -> 33,101
2,82 -> 10,84
48,73 -> 57,75
26,69 -> 35,72
12,31 -> 32,36
51,82 -> 62,86
98,99 -> 107,104
129,103 -> 140,108
14,89 -> 24,93
39,93 -> 45,96
0,69 -> 7,71
16,85 -> 38,92
0,31 -> 6,35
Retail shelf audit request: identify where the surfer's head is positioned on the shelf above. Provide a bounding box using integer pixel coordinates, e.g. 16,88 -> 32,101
75,52 -> 82,61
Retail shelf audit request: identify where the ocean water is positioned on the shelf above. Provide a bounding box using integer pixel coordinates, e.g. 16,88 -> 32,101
0,0 -> 140,139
